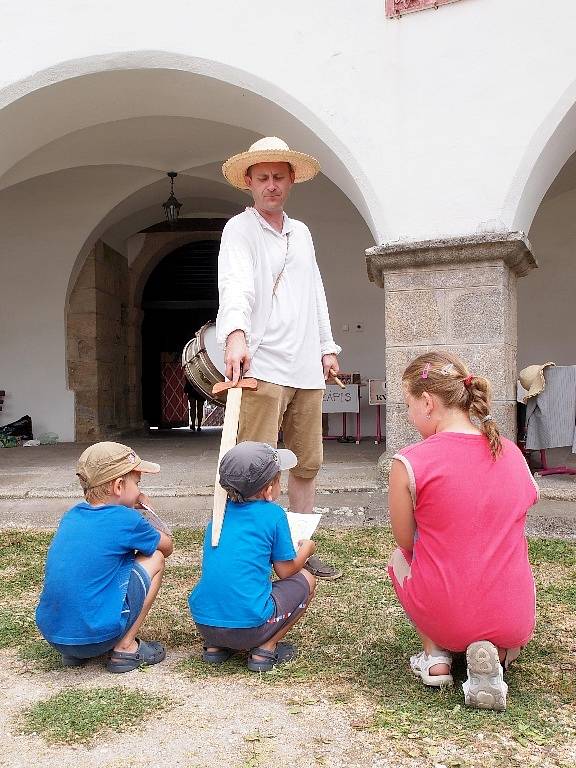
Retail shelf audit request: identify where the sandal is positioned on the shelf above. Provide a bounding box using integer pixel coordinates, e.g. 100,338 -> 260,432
202,646 -> 234,665
247,642 -> 298,672
463,640 -> 507,711
61,654 -> 86,668
304,555 -> 343,580
106,638 -> 166,674
410,650 -> 453,687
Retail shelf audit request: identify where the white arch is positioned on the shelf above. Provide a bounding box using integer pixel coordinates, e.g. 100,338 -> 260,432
64,168 -> 242,304
0,50 -> 386,242
503,76 -> 576,234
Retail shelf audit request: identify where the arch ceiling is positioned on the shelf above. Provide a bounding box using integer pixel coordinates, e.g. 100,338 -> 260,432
0,62 -> 382,242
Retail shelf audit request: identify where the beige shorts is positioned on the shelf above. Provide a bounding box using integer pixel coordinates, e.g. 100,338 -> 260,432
237,380 -> 324,480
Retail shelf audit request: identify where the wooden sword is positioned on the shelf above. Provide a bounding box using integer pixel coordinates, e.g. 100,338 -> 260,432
210,376 -> 258,546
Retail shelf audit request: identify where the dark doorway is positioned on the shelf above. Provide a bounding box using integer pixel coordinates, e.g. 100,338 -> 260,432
141,238 -> 220,427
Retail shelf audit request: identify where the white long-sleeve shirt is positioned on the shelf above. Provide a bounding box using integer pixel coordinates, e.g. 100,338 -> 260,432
216,207 -> 341,389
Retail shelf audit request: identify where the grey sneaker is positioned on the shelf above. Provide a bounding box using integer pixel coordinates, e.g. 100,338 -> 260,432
304,555 -> 342,580
463,640 -> 508,711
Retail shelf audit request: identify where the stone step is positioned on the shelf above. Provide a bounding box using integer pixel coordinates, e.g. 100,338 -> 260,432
0,491 -> 574,540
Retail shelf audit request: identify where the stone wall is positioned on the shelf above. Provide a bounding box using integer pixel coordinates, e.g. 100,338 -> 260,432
366,233 -> 537,479
67,241 -> 130,441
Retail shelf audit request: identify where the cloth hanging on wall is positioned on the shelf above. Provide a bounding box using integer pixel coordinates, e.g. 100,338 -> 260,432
525,365 -> 576,452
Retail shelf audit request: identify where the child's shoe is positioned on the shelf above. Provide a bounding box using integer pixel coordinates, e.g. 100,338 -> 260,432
61,654 -> 85,667
463,640 -> 507,711
410,650 -> 453,687
107,639 -> 166,673
202,646 -> 233,664
247,642 -> 298,672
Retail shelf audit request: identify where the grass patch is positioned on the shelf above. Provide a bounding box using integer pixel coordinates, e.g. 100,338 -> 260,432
0,530 -> 52,598
178,529 -> 576,756
18,640 -> 62,671
20,687 -> 172,744
529,538 -> 576,567
0,530 -> 59,662
1,526 -> 575,760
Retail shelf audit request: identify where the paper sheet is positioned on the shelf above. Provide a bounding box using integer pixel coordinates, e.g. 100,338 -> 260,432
139,503 -> 173,536
285,511 -> 322,551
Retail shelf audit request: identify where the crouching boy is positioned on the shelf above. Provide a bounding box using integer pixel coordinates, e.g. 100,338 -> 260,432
189,441 -> 317,672
36,442 -> 173,673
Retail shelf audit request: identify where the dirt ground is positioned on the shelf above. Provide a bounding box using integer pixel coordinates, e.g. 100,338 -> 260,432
0,651 -> 394,768
2,648 -> 574,768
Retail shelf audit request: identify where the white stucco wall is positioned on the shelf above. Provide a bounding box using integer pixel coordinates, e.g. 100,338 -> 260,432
520,187 -> 576,368
0,166 -> 157,440
2,0 -> 576,442
2,0 -> 576,241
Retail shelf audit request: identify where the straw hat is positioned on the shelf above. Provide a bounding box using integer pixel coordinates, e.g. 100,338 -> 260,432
518,362 -> 556,403
222,137 -> 320,190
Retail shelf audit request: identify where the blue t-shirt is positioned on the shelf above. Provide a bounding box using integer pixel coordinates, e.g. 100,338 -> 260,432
188,499 -> 296,628
36,502 -> 160,645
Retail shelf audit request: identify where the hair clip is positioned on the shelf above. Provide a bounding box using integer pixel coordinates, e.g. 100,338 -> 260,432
463,374 -> 473,387
421,362 -> 431,380
440,363 -> 455,376
481,414 -> 493,423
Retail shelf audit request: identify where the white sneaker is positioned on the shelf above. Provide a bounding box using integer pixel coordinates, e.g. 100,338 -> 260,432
463,641 -> 508,711
410,650 -> 453,687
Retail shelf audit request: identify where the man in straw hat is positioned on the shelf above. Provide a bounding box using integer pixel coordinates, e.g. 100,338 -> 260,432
216,136 -> 342,579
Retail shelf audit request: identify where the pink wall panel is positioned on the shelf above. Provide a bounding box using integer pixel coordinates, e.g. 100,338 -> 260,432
386,0 -> 463,17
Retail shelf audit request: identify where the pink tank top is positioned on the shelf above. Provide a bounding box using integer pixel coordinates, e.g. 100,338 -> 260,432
395,433 -> 538,651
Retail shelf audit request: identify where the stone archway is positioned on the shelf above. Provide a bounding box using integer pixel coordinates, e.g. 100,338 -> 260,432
0,54 -> 381,441
67,224 -> 227,441
67,240 -> 131,441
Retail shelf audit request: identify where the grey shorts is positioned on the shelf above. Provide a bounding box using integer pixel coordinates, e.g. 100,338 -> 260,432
49,562 -> 151,659
195,572 -> 310,650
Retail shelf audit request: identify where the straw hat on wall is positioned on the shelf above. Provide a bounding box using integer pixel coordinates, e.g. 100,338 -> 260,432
518,362 -> 556,403
222,136 -> 320,190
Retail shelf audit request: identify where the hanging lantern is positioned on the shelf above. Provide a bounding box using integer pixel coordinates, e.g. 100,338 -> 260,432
162,171 -> 183,226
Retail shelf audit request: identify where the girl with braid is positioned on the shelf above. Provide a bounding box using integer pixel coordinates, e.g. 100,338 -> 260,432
388,351 -> 538,711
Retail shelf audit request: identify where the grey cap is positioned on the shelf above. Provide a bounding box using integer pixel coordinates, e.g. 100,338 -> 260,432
218,441 -> 297,502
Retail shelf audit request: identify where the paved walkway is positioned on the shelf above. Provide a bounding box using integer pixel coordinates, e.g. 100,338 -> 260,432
0,430 -> 383,498
0,430 -> 575,539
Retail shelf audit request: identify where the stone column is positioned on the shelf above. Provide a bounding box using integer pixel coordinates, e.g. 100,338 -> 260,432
127,306 -> 145,432
365,232 -> 537,480
67,241 -> 131,441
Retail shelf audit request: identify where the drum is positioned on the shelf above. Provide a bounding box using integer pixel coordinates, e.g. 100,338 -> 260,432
182,322 -> 226,404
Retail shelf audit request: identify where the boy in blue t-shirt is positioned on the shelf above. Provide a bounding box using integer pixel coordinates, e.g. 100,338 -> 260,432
189,441 -> 317,672
36,441 -> 173,673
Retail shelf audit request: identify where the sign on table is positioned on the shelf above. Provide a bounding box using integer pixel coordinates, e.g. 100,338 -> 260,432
322,384 -> 359,413
368,379 -> 386,406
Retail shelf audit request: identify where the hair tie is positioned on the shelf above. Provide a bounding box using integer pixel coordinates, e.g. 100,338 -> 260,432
421,362 -> 431,380
463,374 -> 474,388
481,414 -> 493,423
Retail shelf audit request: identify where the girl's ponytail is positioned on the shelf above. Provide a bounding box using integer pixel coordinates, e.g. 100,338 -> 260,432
467,375 -> 502,459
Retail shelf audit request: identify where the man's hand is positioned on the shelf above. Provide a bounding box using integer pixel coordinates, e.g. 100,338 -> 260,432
322,354 -> 339,381
225,329 -> 250,384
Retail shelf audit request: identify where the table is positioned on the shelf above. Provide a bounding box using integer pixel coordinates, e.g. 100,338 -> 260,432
322,383 -> 362,443
368,379 -> 386,445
